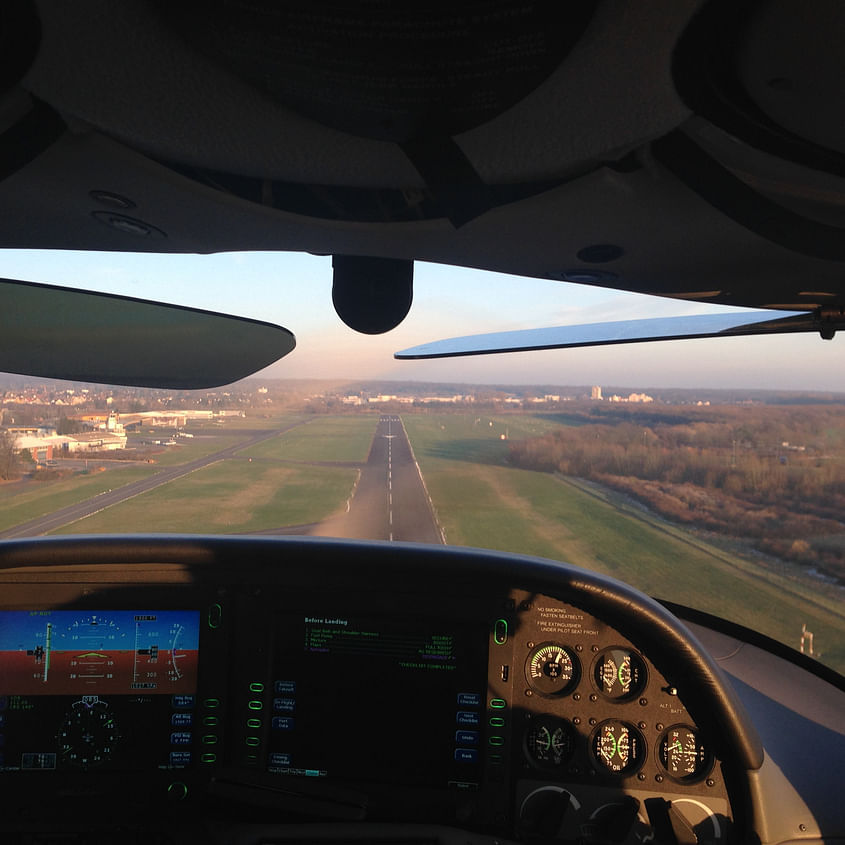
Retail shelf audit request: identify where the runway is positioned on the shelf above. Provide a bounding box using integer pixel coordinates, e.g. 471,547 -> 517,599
2,416 -> 443,543
311,415 -> 443,543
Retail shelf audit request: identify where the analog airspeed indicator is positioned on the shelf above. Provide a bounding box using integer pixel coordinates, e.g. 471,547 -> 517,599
525,642 -> 580,696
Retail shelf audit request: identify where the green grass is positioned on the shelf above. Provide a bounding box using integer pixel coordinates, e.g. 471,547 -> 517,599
127,432 -> 254,467
52,459 -> 358,534
403,414 -> 845,674
404,413 -> 576,465
180,413 -> 305,431
238,415 -> 379,463
0,467 -> 159,532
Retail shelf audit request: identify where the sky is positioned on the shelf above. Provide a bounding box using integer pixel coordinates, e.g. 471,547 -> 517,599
1,248 -> 843,391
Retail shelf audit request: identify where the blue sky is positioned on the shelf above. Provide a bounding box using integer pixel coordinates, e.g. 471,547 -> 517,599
0,609 -> 200,651
1,249 -> 843,391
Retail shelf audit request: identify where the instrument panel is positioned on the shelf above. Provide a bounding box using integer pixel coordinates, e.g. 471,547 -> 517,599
0,540 -> 737,844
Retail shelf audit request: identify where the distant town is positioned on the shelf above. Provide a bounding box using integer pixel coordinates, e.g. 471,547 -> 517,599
1,374 -> 844,627
2,374 -> 843,471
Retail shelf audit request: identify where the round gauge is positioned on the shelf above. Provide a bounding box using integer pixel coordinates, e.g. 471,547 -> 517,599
525,643 -> 580,696
57,697 -> 120,768
658,725 -> 713,782
592,647 -> 647,701
590,720 -> 645,775
525,718 -> 576,768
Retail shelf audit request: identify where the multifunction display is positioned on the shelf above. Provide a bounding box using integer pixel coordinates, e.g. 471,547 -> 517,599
0,610 -> 200,772
266,612 -> 489,788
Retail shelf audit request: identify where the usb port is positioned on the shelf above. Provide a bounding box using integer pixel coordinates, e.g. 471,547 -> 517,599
500,665 -> 509,682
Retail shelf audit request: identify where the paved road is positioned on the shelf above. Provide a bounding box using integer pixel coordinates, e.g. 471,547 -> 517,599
0,424 -> 303,539
312,415 -> 443,543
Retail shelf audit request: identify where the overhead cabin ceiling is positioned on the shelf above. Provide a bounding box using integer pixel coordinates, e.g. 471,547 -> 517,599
0,0 -> 843,313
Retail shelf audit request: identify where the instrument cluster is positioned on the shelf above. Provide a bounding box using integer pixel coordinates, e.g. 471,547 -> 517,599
0,548 -> 734,844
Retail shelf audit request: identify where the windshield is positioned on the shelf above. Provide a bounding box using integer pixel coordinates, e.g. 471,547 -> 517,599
1,249 -> 843,677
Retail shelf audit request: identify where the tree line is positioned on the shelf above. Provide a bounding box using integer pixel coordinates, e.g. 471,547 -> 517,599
508,404 -> 845,582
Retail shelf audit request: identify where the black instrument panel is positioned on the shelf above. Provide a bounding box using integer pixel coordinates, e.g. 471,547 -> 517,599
0,537 -> 741,843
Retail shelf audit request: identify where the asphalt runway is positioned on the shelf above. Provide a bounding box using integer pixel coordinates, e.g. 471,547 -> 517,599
0,425 -> 298,539
311,415 -> 443,543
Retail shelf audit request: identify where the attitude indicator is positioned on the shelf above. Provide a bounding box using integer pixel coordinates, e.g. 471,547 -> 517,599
0,610 -> 200,694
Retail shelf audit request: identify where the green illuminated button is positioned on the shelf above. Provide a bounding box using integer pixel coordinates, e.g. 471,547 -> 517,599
203,716 -> 219,727
489,753 -> 503,764
489,717 -> 505,728
248,700 -> 263,710
249,682 -> 264,693
245,736 -> 260,747
167,781 -> 188,801
246,718 -> 261,729
489,736 -> 505,747
245,753 -> 258,764
201,752 -> 217,764
494,619 -> 508,644
489,698 -> 506,709
207,603 -> 222,629
202,734 -> 218,745
203,698 -> 220,709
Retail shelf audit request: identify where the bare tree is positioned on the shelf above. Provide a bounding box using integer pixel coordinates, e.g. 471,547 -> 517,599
0,429 -> 21,481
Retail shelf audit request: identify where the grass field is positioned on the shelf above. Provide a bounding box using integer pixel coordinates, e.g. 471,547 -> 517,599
403,413 -> 845,673
128,431 -> 255,467
406,413 -> 562,466
237,415 -> 379,463
181,413 -> 305,431
5,410 -> 843,672
52,459 -> 357,534
0,467 -> 159,532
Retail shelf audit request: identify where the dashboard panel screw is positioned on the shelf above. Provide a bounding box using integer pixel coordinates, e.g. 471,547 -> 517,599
655,774 -> 664,783
639,698 -> 648,706
638,773 -> 646,781
573,693 -> 581,701
799,825 -> 807,832
706,778 -> 715,787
